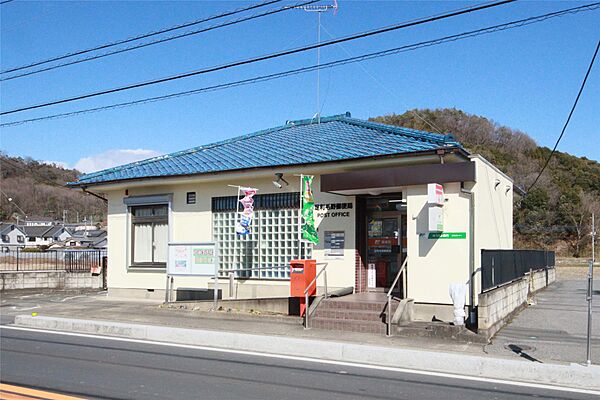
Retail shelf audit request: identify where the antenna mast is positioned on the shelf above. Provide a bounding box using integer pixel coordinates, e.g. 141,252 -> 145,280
294,1 -> 338,124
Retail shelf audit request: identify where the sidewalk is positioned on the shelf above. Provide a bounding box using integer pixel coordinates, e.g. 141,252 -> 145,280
2,281 -> 599,391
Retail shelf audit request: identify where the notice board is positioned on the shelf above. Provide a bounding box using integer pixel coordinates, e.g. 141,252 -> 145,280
167,242 -> 219,276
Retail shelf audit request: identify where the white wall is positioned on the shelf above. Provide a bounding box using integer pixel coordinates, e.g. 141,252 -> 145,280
470,156 -> 514,299
405,182 -> 471,305
106,172 -> 356,297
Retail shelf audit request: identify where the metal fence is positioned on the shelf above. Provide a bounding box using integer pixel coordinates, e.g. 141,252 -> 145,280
0,248 -> 106,272
481,249 -> 555,292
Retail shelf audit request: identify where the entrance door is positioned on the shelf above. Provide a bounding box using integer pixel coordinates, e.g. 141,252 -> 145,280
365,197 -> 407,293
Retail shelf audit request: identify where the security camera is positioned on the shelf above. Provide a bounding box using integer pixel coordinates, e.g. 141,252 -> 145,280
272,173 -> 289,189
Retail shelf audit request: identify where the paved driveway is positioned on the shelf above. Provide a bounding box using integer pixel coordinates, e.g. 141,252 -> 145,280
486,279 -> 600,365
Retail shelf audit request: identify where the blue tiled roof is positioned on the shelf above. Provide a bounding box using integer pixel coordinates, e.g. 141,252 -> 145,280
71,113 -> 463,186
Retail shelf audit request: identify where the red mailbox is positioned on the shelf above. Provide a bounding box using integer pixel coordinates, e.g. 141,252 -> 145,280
290,259 -> 316,316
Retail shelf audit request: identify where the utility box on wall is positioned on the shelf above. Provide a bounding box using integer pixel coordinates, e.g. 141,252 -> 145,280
428,206 -> 444,232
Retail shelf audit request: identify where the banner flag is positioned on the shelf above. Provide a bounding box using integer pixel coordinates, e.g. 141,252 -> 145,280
235,187 -> 257,235
301,175 -> 319,244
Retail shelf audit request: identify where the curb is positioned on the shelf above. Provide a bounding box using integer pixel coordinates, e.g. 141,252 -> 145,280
13,315 -> 600,391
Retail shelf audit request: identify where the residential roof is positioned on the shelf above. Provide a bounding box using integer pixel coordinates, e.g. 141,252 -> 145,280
21,225 -> 54,238
70,113 -> 463,187
0,222 -> 25,235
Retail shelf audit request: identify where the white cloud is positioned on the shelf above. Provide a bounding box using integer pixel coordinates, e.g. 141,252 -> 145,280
74,149 -> 162,173
42,160 -> 71,169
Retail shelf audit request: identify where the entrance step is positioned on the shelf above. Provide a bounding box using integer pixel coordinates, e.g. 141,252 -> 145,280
310,293 -> 398,334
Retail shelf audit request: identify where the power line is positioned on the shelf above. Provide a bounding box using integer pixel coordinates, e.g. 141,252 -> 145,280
0,0 -> 15,4
1,0 -> 321,81
3,2 -> 596,128
0,0 -> 283,75
0,0 -> 517,116
526,40 -> 599,193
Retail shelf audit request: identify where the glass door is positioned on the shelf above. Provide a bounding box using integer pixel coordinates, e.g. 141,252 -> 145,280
365,197 -> 406,293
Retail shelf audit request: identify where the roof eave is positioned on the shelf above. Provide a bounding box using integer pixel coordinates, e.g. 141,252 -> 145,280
68,146 -> 469,189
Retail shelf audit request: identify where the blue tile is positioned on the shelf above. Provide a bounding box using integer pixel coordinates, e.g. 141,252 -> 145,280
70,113 -> 463,186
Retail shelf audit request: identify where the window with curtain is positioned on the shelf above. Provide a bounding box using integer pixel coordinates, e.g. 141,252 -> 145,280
131,204 -> 168,267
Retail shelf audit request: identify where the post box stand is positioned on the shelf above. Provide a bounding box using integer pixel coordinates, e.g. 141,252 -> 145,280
290,259 -> 317,317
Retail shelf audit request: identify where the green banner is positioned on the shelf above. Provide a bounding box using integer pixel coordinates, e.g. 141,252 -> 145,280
301,175 -> 319,244
428,232 -> 466,239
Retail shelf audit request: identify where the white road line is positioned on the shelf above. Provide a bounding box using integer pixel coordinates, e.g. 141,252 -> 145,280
1,325 -> 598,396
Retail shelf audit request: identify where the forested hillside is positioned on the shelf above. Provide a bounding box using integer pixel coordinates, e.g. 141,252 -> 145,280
371,109 -> 600,257
0,154 -> 106,224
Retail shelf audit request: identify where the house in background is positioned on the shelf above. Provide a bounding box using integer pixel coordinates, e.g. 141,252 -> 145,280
21,225 -> 71,248
0,222 -> 26,250
51,229 -> 107,250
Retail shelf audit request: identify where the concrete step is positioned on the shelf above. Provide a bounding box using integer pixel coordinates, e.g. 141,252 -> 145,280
318,299 -> 396,312
310,317 -> 387,335
313,308 -> 385,322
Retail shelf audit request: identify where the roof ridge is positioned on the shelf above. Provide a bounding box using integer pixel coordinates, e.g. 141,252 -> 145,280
341,117 -> 456,145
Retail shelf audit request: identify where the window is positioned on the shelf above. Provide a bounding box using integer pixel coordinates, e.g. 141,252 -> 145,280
28,237 -> 36,242
131,204 -> 168,268
186,192 -> 196,204
212,193 -> 311,280
1,235 -> 8,243
17,236 -> 24,243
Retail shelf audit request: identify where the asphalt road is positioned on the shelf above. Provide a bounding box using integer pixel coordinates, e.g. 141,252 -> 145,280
0,327 -> 595,400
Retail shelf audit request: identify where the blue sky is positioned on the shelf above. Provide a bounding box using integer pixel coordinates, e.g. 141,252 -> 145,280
1,0 -> 599,172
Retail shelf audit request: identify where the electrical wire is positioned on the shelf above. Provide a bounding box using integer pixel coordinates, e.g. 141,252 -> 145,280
3,2 -> 596,128
0,0 -> 517,115
526,40 -> 599,193
1,0 -> 321,82
0,0 -> 283,75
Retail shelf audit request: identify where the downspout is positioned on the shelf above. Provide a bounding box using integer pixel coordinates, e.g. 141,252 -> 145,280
461,184 -> 476,327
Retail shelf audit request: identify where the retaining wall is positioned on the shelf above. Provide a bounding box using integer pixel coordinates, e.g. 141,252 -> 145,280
0,270 -> 103,291
478,268 -> 555,339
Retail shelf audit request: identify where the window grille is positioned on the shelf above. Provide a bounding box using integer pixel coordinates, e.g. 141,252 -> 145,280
213,207 -> 311,280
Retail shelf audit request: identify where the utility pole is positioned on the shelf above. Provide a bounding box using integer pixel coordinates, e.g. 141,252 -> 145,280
587,212 -> 596,366
294,1 -> 337,124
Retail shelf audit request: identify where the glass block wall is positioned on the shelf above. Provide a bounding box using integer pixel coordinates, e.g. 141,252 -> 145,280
212,194 -> 312,280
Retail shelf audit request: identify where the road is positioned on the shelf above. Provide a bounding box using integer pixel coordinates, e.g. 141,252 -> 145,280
0,326 -> 595,400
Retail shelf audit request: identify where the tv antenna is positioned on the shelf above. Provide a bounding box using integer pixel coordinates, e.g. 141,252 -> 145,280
294,0 -> 338,124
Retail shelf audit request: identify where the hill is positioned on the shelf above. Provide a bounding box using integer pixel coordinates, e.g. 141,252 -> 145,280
371,108 -> 600,257
0,153 -> 106,224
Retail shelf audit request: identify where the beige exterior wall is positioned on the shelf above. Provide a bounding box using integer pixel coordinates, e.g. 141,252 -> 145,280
405,182 -> 470,305
103,155 -> 513,305
106,171 -> 356,299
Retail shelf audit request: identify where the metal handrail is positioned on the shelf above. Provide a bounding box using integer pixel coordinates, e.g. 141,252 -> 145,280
304,262 -> 329,329
387,257 -> 408,337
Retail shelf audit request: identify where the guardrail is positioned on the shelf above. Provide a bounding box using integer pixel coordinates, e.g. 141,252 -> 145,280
304,262 -> 329,329
386,257 -> 408,337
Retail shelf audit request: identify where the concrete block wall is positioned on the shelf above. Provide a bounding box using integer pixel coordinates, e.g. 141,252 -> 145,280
478,268 -> 556,338
0,271 -> 103,291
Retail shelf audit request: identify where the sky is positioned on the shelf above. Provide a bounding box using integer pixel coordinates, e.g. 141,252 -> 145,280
1,0 -> 599,173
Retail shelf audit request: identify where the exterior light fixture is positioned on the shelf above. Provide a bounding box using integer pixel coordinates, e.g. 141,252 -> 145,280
272,173 -> 289,189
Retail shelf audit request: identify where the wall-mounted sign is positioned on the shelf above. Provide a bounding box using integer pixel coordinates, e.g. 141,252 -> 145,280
324,231 -> 345,259
428,232 -> 466,239
367,263 -> 376,288
427,183 -> 444,205
315,202 -> 353,218
428,206 -> 444,232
